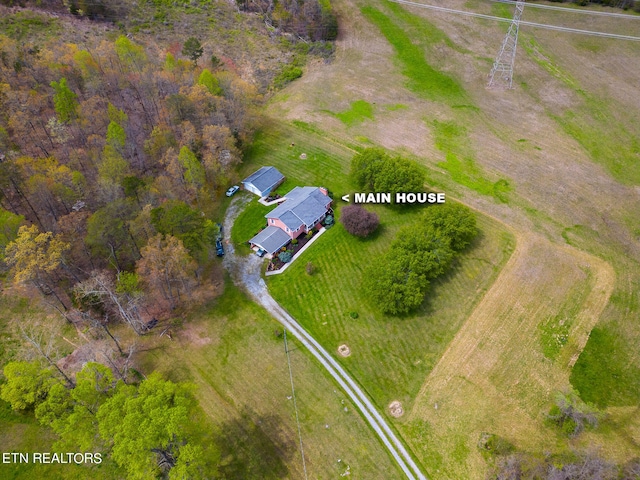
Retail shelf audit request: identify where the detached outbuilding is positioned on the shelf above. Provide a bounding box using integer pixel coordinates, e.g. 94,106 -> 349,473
242,166 -> 285,197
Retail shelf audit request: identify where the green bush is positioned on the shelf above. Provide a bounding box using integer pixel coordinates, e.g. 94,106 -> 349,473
350,148 -> 425,201
477,432 -> 514,457
546,391 -> 599,438
349,311 -> 359,319
279,251 -> 292,263
361,201 -> 478,314
362,251 -> 430,315
273,65 -> 302,89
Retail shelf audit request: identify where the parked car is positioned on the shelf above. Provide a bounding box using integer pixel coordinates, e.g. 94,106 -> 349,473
256,248 -> 266,257
216,240 -> 225,257
226,185 -> 240,197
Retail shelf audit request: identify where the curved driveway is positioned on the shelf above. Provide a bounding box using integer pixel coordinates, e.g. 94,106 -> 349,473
223,196 -> 426,480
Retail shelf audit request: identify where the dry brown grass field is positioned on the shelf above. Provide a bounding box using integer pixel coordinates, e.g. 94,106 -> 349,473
407,231 -> 617,477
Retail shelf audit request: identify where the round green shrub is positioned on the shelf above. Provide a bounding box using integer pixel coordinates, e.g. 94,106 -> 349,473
279,251 -> 292,263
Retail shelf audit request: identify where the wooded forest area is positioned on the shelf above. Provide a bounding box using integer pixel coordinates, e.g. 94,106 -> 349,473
0,28 -> 253,320
0,1 -> 339,476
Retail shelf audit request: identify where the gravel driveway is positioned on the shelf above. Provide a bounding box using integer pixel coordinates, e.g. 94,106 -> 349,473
222,195 -> 426,480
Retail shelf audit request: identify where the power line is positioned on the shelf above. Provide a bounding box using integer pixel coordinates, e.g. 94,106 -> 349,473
488,0 -> 525,88
284,329 -> 309,480
488,0 -> 640,19
388,0 -> 640,41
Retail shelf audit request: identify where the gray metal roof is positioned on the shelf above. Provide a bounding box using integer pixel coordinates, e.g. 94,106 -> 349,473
249,226 -> 291,254
267,187 -> 331,230
242,166 -> 284,193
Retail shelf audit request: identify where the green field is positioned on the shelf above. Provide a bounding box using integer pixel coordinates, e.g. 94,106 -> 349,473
267,213 -> 514,408
430,119 -> 512,202
139,281 -> 402,479
334,100 -> 375,126
521,37 -> 640,185
240,123 -> 354,195
230,199 -> 271,253
361,5 -> 466,103
236,120 -> 514,407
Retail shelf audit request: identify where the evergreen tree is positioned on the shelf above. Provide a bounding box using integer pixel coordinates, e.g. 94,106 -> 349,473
182,37 -> 204,67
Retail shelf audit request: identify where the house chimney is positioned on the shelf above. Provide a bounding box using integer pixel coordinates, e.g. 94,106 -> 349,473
319,187 -> 328,196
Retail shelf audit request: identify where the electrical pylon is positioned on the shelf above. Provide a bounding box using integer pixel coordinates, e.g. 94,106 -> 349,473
488,0 -> 526,89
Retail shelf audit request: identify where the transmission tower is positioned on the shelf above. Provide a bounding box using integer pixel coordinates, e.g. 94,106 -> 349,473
488,0 -> 526,89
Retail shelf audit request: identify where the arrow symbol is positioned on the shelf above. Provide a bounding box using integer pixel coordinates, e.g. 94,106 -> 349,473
341,194 -> 350,202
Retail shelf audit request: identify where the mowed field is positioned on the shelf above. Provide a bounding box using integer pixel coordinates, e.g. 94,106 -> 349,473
407,232 -> 617,478
234,122 -> 514,410
257,0 -> 640,477
139,282 -> 400,479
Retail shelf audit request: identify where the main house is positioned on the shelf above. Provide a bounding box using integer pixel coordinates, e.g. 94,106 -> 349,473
249,186 -> 332,255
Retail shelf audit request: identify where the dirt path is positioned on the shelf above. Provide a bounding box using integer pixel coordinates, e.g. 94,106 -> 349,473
222,196 -> 427,480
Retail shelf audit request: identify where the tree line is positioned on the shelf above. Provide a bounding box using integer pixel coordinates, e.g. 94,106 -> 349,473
0,4 -> 331,478
349,148 -> 478,315
0,29 -> 260,476
488,451 -> 640,479
548,0 -> 640,12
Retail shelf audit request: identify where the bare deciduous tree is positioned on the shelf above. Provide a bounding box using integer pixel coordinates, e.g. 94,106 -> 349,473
74,271 -> 145,335
19,322 -> 75,388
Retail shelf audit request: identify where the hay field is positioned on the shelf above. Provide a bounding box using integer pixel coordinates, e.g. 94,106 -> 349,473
406,231 -> 617,478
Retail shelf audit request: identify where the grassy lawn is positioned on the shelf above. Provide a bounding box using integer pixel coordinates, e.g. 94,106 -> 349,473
360,4 -> 466,103
405,234 -> 622,478
241,123 -> 354,194
257,0 -> 640,475
240,120 -> 514,413
230,197 -> 271,253
333,100 -> 375,126
232,125 -> 355,251
267,213 -> 514,409
138,281 -> 401,479
230,120 -> 519,477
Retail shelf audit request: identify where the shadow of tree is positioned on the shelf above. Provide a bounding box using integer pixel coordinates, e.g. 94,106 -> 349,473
216,407 -> 294,479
